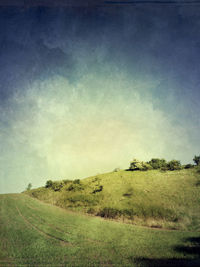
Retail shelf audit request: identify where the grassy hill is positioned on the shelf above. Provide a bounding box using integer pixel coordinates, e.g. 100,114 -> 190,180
0,194 -> 200,266
26,168 -> 200,231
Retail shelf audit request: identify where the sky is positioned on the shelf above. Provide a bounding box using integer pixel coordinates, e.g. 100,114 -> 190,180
0,1 -> 200,193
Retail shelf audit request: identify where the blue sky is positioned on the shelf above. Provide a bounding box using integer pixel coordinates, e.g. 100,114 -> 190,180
0,3 -> 200,193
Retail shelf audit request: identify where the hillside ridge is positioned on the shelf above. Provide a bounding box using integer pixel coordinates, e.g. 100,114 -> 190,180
26,167 -> 200,231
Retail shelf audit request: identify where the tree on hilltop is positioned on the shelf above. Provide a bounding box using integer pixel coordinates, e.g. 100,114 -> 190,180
193,155 -> 200,165
129,159 -> 152,171
26,183 -> 32,191
166,160 -> 181,171
148,158 -> 167,169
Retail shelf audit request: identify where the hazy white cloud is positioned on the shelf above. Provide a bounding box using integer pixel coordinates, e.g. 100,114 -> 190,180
0,71 -> 192,193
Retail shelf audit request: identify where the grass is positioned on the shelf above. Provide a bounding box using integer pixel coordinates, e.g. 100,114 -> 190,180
26,168 -> 200,231
0,193 -> 200,266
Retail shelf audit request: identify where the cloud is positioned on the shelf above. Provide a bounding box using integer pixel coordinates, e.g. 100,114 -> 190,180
0,71 -> 191,193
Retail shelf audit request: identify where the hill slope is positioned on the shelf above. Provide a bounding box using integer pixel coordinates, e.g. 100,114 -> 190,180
26,168 -> 200,231
0,194 -> 200,266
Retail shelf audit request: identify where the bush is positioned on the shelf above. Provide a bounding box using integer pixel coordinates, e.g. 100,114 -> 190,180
134,204 -> 178,221
121,208 -> 135,219
51,181 -> 64,191
45,180 -> 53,188
92,185 -> 103,194
87,207 -> 96,214
73,179 -> 81,184
184,164 -> 194,169
148,158 -> 167,169
67,182 -> 84,191
63,179 -> 72,184
141,162 -> 153,171
97,207 -> 121,219
166,160 -> 181,171
193,155 -> 200,165
66,179 -> 84,191
129,159 -> 152,171
129,159 -> 142,170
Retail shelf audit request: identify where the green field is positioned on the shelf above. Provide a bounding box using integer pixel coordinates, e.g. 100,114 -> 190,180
26,168 -> 200,231
0,193 -> 199,266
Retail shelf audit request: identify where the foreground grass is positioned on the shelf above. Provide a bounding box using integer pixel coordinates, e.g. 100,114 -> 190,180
0,194 -> 200,266
27,168 -> 200,230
